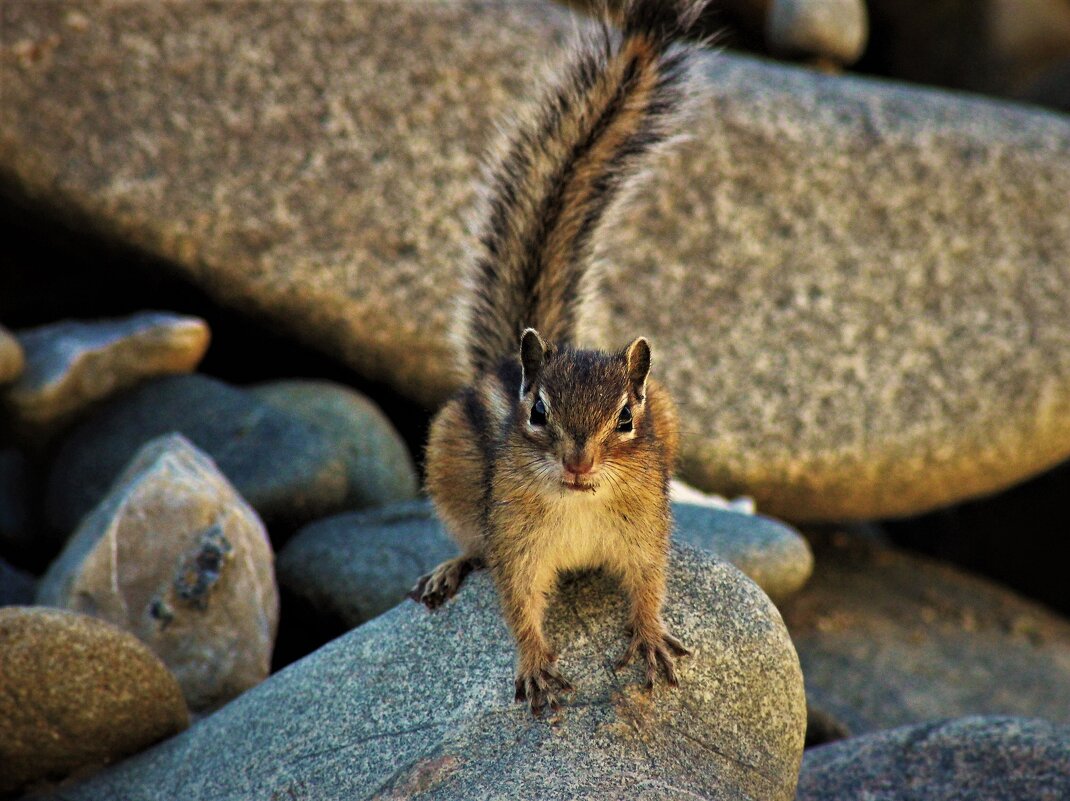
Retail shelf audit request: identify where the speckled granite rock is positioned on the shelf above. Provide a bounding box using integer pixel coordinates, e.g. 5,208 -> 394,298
45,374 -> 347,538
0,607 -> 188,796
797,717 -> 1070,801
0,323 -> 23,384
38,434 -> 278,713
3,2 -> 1070,522
278,498 -> 812,628
248,379 -> 418,509
45,544 -> 806,801
781,530 -> 1070,736
766,0 -> 868,64
1,311 -> 209,440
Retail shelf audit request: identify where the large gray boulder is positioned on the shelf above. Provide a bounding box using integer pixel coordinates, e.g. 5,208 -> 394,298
781,530 -> 1070,736
797,717 -> 1070,801
278,499 -> 812,629
38,434 -> 279,713
50,544 -> 807,801
2,1 -> 1069,522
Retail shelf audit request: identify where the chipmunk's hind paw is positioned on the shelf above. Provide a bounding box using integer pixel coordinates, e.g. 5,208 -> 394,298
514,661 -> 574,718
616,628 -> 691,689
408,555 -> 484,609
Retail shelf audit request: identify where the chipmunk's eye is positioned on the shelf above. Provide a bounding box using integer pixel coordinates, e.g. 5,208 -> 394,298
530,397 -> 547,426
617,405 -> 633,433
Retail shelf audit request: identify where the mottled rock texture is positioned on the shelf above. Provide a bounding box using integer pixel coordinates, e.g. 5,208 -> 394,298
797,716 -> 1070,801
782,530 -> 1070,736
248,379 -> 418,509
1,311 -> 209,438
279,498 -> 812,628
45,374 -> 347,537
0,607 -> 188,796
38,434 -> 279,713
47,545 -> 806,801
2,1 -> 1069,521
0,323 -> 23,384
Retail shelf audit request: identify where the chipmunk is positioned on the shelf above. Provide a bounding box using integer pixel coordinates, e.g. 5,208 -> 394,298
410,0 -> 708,716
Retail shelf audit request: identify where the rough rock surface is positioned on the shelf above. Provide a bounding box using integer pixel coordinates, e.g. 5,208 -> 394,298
3,2 -> 1070,521
248,379 -> 418,509
49,544 -> 806,801
781,530 -> 1070,735
279,499 -> 812,628
0,323 -> 24,383
0,607 -> 188,796
45,374 -> 347,538
1,311 -> 209,439
766,0 -> 869,64
37,434 -> 278,713
797,716 -> 1070,801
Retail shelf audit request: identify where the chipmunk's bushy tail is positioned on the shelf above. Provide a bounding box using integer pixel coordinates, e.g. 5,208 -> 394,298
459,0 -> 709,378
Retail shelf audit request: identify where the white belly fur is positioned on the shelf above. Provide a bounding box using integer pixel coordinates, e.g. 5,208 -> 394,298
533,490 -> 620,574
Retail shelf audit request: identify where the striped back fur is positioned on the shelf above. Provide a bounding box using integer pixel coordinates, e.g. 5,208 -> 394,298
459,0 -> 709,379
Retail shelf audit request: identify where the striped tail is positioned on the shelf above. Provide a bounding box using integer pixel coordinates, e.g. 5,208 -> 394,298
459,0 -> 709,378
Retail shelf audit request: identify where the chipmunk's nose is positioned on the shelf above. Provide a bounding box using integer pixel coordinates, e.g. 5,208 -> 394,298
564,453 -> 595,476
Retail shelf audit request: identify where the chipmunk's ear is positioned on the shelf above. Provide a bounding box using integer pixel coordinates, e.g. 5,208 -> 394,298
520,328 -> 547,395
624,337 -> 651,400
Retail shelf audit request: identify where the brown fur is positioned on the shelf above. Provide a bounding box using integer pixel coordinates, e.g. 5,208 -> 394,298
415,0 -> 705,716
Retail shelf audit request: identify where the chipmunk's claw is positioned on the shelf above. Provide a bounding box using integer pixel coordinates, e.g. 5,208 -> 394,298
514,661 -> 574,717
408,556 -> 484,610
616,628 -> 690,689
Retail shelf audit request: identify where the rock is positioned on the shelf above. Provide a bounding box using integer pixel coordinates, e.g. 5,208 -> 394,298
672,502 -> 812,603
0,323 -> 24,384
0,448 -> 31,554
277,501 -> 458,628
0,557 -> 35,606
248,379 -> 418,509
48,544 -> 806,800
781,530 -> 1070,736
766,0 -> 868,65
45,374 -> 347,538
0,607 -> 188,796
797,716 -> 1070,800
37,434 -> 278,713
279,499 -> 813,629
1,312 -> 209,443
3,2 -> 1070,522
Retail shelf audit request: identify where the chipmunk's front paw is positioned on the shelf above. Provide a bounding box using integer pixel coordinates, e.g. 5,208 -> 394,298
616,627 -> 691,689
407,556 -> 484,609
514,658 -> 574,717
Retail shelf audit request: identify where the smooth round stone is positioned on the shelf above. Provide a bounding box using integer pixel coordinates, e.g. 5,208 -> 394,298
46,544 -> 807,801
45,374 -> 348,538
766,0 -> 868,65
797,717 -> 1070,800
0,607 -> 188,796
248,379 -> 418,509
